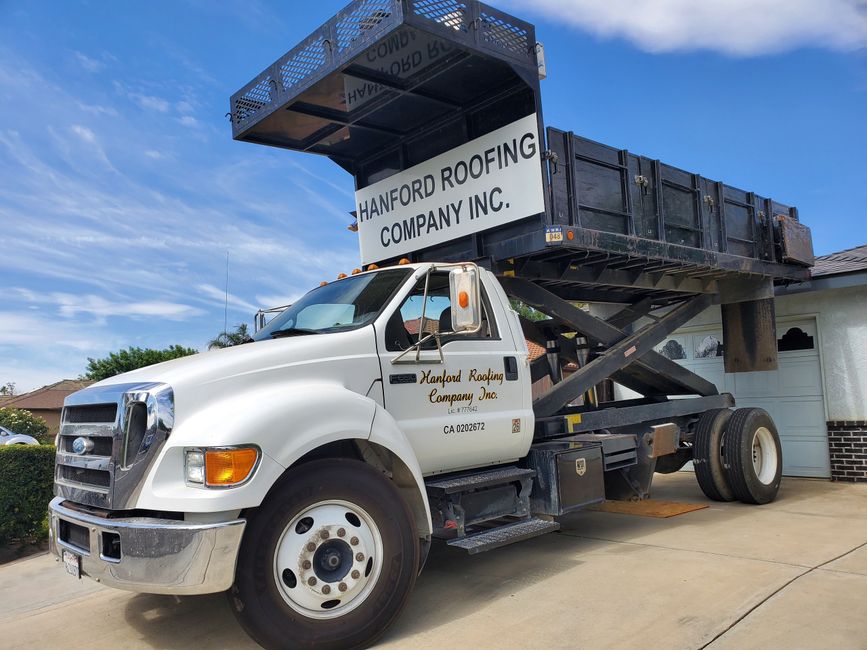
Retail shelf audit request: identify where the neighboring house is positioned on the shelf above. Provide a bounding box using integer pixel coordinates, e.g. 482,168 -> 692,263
0,379 -> 93,435
651,244 -> 867,482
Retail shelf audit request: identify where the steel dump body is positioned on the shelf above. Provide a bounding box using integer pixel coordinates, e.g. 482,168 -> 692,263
231,0 -> 813,298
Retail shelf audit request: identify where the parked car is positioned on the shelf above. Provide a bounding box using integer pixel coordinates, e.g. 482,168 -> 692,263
0,425 -> 39,445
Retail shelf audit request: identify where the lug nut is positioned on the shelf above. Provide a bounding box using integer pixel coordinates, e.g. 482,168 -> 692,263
337,528 -> 346,538
351,570 -> 360,579
322,584 -> 331,595
350,536 -> 359,546
320,530 -> 330,540
356,552 -> 365,562
338,582 -> 348,592
307,577 -> 317,586
306,542 -> 316,552
302,560 -> 312,570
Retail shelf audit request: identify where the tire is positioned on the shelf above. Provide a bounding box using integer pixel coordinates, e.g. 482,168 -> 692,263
693,409 -> 736,502
229,459 -> 419,650
723,408 -> 783,505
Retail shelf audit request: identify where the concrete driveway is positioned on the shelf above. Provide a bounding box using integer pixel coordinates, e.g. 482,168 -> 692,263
3,473 -> 866,649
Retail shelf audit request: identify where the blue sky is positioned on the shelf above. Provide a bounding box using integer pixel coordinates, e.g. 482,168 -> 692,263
1,0 -> 865,391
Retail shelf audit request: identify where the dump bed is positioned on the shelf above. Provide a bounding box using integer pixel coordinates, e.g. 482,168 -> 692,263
230,0 -> 813,301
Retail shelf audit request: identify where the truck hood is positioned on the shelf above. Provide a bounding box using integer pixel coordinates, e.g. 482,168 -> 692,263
89,326 -> 381,422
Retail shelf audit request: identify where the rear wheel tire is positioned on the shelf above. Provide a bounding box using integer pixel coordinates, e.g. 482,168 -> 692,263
229,459 -> 419,650
723,408 -> 783,505
693,409 -> 736,502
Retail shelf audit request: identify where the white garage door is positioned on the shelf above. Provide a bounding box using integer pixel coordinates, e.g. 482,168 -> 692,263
656,319 -> 830,478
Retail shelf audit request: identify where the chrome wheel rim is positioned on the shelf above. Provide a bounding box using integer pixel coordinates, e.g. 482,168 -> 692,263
273,499 -> 383,620
751,426 -> 778,485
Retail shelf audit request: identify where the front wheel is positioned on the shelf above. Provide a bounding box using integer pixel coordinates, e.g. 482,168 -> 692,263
229,459 -> 419,650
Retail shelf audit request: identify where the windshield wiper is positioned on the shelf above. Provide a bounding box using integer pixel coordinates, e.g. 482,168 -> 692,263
270,328 -> 321,339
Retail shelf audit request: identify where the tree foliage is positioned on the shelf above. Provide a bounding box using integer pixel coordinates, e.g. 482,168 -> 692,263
509,299 -> 549,322
83,345 -> 198,381
0,382 -> 15,396
0,408 -> 50,442
0,445 -> 56,544
208,323 -> 252,349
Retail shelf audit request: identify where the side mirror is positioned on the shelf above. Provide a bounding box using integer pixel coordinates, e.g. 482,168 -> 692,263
448,266 -> 482,334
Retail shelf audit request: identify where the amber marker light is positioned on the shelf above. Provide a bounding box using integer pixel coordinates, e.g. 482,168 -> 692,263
458,290 -> 470,308
367,264 -> 379,271
319,281 -> 328,287
566,230 -> 575,241
398,258 -> 411,265
337,273 -> 348,279
352,268 -> 362,275
204,447 -> 259,487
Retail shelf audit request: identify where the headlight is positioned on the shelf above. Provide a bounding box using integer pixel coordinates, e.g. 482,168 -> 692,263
185,449 -> 205,485
184,447 -> 260,488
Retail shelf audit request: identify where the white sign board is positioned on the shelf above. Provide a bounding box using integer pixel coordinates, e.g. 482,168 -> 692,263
355,113 -> 546,265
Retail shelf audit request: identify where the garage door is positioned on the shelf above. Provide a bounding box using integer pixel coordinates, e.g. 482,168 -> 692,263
655,319 -> 830,478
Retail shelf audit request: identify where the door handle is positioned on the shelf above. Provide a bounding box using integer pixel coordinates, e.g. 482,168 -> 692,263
504,356 -> 518,381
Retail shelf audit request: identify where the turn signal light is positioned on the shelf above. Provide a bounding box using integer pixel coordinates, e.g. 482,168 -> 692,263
204,448 -> 259,487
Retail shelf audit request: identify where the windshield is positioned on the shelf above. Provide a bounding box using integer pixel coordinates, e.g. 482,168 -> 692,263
253,269 -> 412,341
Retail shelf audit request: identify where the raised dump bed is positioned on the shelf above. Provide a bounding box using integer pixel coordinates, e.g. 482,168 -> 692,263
231,0 -> 813,295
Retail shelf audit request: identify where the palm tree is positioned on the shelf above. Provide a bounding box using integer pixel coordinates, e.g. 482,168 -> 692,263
208,323 -> 252,349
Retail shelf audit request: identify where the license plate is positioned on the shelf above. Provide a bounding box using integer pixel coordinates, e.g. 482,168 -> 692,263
62,549 -> 81,579
545,226 -> 564,243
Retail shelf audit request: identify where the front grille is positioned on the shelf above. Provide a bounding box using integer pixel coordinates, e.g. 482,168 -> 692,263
59,435 -> 113,456
63,403 -> 118,424
55,383 -> 174,510
58,465 -> 111,489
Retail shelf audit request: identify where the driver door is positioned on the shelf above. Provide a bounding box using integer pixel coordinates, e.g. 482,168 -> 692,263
377,272 -> 530,475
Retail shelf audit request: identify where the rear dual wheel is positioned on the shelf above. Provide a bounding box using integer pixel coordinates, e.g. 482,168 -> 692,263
693,408 -> 736,502
723,407 -> 783,504
693,407 -> 782,505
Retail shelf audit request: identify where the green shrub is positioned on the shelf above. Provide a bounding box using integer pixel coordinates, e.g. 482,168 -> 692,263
0,408 -> 50,443
0,445 -> 56,544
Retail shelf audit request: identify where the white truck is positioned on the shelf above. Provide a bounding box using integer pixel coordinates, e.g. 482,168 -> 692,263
49,1 -> 814,648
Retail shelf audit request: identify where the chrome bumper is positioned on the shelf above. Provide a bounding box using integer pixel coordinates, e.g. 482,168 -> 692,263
48,497 -> 246,595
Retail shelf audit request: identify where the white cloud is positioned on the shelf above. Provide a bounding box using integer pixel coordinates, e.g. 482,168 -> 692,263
70,124 -> 96,143
177,115 -> 200,128
255,293 -> 303,309
54,294 -> 205,321
76,101 -> 119,116
6,290 -> 205,323
505,0 -> 867,55
74,51 -> 104,72
144,149 -> 165,159
0,312 -> 108,351
198,284 -> 259,313
134,93 -> 171,112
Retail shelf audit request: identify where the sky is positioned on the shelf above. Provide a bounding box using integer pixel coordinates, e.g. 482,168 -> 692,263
0,0 -> 865,392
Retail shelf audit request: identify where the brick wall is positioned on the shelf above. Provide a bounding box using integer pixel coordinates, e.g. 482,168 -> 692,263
827,421 -> 867,482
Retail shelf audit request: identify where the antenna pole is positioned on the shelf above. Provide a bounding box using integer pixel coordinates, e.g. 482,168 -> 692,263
224,251 -> 229,335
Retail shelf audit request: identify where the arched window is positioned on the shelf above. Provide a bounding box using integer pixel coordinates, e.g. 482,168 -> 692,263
778,327 -> 814,352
